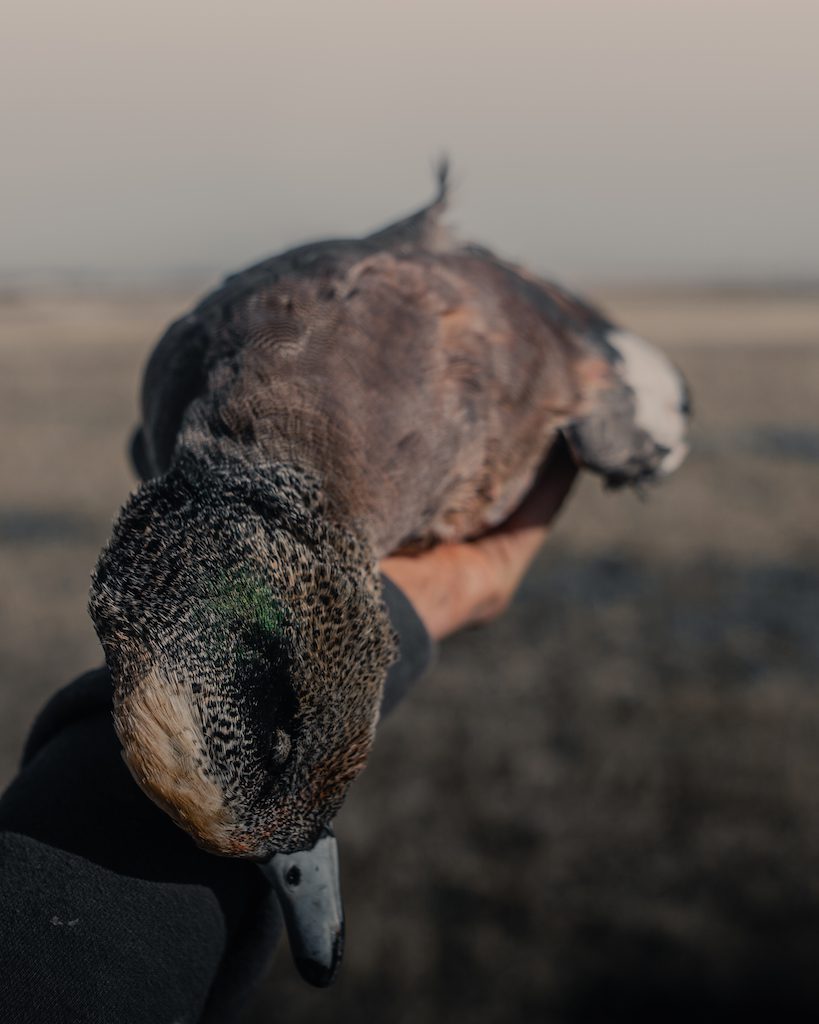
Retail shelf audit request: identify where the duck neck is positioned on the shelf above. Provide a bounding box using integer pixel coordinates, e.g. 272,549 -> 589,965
172,442 -> 378,585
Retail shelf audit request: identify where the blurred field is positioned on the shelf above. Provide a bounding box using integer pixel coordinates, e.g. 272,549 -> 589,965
1,285 -> 818,1021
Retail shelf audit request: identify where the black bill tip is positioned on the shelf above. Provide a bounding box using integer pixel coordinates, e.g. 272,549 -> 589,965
294,927 -> 345,988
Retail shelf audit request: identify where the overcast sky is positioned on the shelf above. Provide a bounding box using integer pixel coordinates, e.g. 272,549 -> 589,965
2,0 -> 817,284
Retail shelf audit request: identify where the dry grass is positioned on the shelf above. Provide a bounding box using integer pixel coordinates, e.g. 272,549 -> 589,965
1,286 -> 818,1021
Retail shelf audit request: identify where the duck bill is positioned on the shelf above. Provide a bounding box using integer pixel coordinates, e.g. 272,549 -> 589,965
258,825 -> 345,987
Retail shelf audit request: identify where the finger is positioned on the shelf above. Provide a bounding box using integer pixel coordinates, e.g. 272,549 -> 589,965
496,436 -> 579,535
472,438 -> 578,584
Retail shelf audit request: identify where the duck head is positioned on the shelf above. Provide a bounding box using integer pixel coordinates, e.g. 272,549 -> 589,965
89,452 -> 395,857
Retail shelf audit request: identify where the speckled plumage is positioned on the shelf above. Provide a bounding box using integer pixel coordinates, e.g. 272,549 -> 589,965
91,453 -> 393,856
90,166 -> 689,858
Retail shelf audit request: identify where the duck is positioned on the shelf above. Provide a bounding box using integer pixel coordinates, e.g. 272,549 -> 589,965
89,163 -> 689,862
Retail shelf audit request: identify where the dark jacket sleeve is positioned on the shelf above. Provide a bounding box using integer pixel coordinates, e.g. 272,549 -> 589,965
0,577 -> 432,1024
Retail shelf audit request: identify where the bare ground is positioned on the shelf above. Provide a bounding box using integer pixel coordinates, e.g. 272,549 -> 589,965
1,286 -> 818,1022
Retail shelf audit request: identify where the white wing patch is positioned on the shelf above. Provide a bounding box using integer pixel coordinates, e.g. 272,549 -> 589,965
607,330 -> 689,476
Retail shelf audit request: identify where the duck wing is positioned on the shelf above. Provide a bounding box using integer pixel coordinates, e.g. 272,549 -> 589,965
133,183 -> 689,549
134,166 -> 453,480
468,257 -> 691,487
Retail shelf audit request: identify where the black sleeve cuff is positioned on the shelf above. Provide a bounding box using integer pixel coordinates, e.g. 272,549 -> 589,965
380,573 -> 435,718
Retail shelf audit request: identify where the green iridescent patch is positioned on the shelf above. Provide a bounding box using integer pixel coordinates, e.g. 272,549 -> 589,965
204,569 -> 285,638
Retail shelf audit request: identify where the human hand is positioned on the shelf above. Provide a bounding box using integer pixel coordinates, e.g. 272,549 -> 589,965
380,438 -> 579,642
